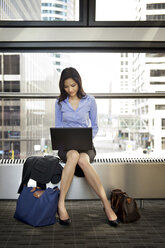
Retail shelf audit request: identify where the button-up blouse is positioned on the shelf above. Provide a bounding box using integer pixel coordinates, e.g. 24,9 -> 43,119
55,94 -> 99,138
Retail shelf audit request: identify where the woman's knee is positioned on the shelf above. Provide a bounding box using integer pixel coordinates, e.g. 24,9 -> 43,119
67,150 -> 80,164
78,154 -> 90,170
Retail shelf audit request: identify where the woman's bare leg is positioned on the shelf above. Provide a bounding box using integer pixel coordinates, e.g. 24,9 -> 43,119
58,150 -> 79,220
78,153 -> 117,221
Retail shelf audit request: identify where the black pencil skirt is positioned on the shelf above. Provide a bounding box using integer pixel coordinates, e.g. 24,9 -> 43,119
58,145 -> 96,177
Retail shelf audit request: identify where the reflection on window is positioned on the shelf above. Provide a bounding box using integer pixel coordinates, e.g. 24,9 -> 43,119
96,0 -> 165,21
0,0 -> 79,21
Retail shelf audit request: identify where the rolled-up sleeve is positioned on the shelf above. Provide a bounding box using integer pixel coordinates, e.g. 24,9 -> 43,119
55,100 -> 63,127
89,96 -> 99,138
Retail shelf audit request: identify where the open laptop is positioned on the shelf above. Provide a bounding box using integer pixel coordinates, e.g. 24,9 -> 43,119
50,127 -> 92,150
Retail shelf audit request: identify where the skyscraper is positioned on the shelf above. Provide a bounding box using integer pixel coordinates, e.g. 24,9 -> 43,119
134,0 -> 165,152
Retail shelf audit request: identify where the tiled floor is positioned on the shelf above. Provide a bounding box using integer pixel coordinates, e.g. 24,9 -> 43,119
0,199 -> 165,248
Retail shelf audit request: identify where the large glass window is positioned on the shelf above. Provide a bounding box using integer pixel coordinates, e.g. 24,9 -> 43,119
1,52 -> 165,159
0,0 -> 79,21
96,0 -> 165,21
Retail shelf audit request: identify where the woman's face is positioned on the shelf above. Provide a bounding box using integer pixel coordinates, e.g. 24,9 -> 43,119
64,78 -> 79,98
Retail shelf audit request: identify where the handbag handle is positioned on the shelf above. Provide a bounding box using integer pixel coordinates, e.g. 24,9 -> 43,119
33,190 -> 45,198
30,187 -> 44,198
33,186 -> 59,198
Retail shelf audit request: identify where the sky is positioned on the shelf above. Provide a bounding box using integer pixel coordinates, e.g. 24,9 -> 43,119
96,0 -> 136,21
63,53 -> 121,115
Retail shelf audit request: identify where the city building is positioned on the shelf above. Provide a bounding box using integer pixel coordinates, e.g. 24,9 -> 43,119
117,0 -> 165,153
0,1 -> 59,159
134,0 -> 165,153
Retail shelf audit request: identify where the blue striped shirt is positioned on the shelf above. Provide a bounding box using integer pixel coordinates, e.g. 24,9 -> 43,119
55,94 -> 99,138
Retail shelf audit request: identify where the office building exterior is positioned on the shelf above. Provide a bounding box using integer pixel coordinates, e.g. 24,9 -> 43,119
134,0 -> 165,152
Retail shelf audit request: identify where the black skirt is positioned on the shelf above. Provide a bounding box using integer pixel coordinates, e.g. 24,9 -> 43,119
58,145 -> 96,177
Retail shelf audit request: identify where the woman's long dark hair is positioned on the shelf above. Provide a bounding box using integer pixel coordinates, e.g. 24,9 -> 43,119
58,67 -> 86,102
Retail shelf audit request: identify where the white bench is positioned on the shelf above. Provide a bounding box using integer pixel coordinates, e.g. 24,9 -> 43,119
0,158 -> 165,201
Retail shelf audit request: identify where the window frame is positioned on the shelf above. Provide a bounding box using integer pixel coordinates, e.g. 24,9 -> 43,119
0,0 -> 165,28
0,0 -> 165,99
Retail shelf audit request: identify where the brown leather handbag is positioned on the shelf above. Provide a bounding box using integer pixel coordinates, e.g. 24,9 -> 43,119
110,189 -> 141,223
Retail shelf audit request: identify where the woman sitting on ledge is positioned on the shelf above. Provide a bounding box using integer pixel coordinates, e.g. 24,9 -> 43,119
55,67 -> 118,227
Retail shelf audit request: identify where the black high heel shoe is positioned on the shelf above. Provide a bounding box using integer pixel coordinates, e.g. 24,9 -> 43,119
108,219 -> 119,227
103,207 -> 119,227
59,217 -> 71,225
57,209 -> 71,225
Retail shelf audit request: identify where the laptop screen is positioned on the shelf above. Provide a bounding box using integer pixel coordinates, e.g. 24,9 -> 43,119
50,127 -> 92,150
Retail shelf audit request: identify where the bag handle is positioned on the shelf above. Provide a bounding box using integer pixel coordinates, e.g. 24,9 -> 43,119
53,186 -> 59,191
33,190 -> 45,198
30,187 -> 44,198
33,186 -> 59,198
111,189 -> 126,195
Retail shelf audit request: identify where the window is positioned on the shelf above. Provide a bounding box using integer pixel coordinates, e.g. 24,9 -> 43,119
1,1 -> 165,159
4,55 -> 20,75
4,106 -> 20,126
150,82 -> 165,85
1,52 -> 165,159
162,137 -> 165,150
155,105 -> 165,110
147,15 -> 165,21
4,131 -> 20,139
162,119 -> 165,130
147,3 -> 165,10
150,70 -> 165,77
4,81 -> 20,92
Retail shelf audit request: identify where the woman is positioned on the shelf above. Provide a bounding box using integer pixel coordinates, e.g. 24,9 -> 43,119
55,67 -> 118,227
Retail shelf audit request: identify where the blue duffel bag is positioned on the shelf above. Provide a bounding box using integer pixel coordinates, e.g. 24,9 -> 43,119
14,186 -> 60,227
